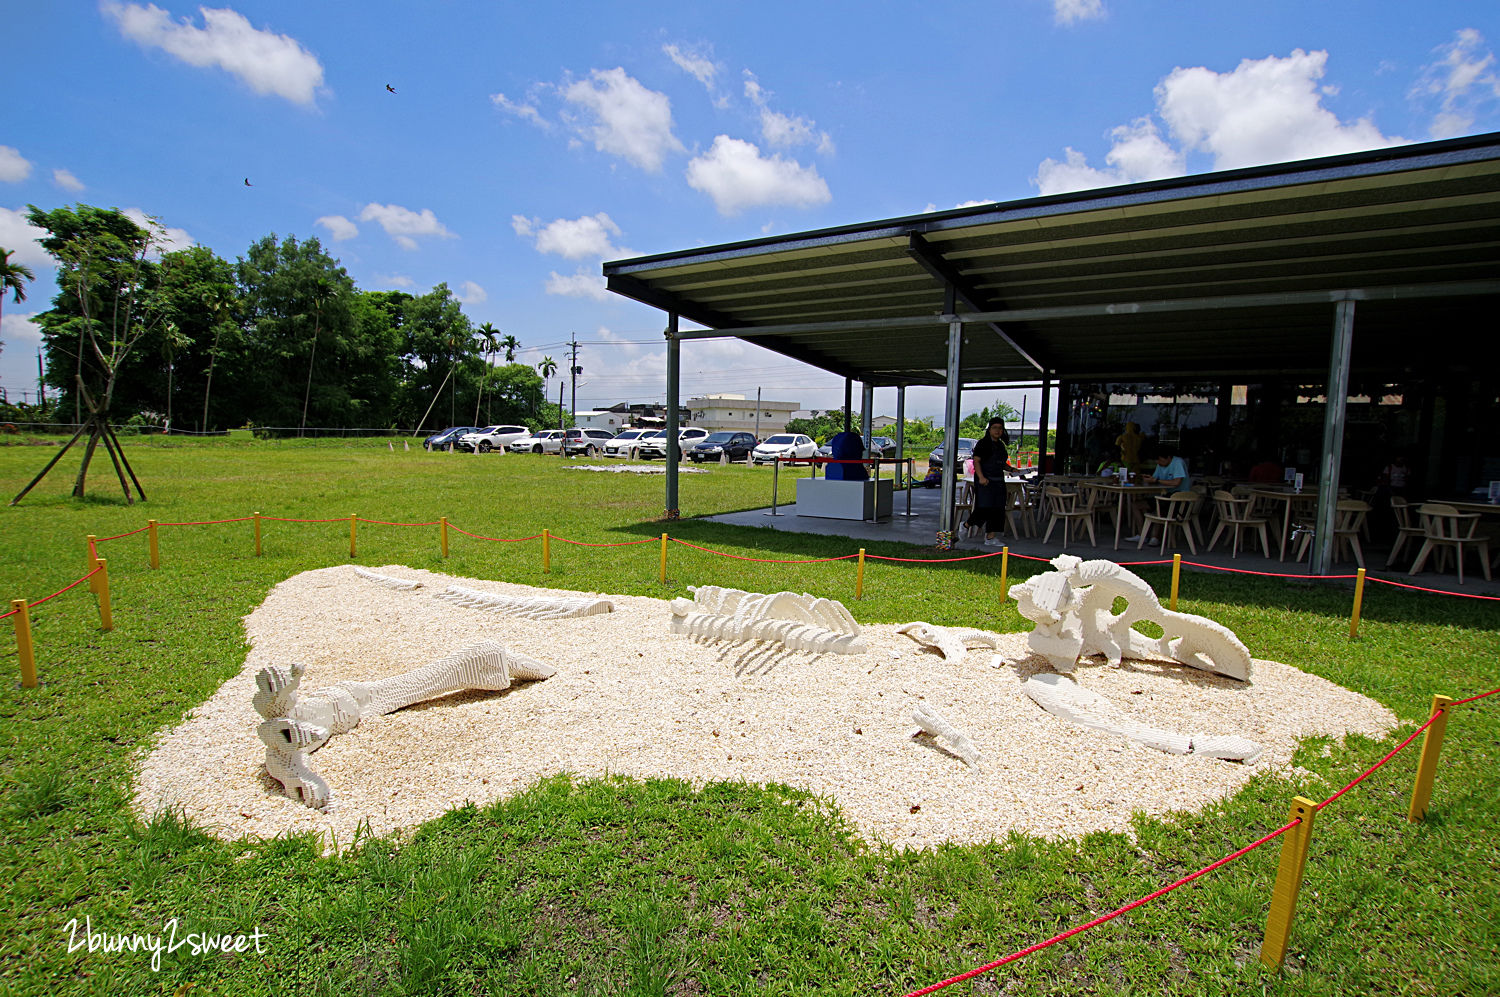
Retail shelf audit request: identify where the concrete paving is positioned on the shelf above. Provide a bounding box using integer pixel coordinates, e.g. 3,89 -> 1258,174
704,482 -> 1500,599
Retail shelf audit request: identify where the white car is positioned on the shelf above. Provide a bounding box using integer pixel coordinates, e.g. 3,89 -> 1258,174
457,424 -> 531,452
636,427 -> 709,460
752,434 -> 817,464
602,428 -> 652,458
509,429 -> 564,454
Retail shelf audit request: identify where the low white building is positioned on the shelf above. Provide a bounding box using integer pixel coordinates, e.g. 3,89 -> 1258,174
572,410 -> 631,431
687,393 -> 801,435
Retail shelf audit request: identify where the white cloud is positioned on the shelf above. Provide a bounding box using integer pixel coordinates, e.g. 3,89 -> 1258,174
122,207 -> 194,254
545,269 -> 611,301
1035,49 -> 1404,195
744,72 -> 834,154
52,168 -> 85,192
315,214 -> 358,241
101,2 -> 325,105
513,212 -> 625,260
685,135 -> 832,216
663,43 -> 718,91
562,67 -> 683,172
1,313 -> 44,351
1411,28 -> 1500,138
455,280 -> 487,304
358,203 -> 455,250
954,199 -> 995,208
0,208 -> 52,268
0,147 -> 32,183
1054,0 -> 1104,25
490,91 -> 550,128
375,273 -> 415,289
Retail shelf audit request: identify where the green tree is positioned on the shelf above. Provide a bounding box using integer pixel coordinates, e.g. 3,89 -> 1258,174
199,278 -> 238,432
399,284 -> 482,433
958,401 -> 1021,439
499,332 -> 520,362
0,247 -> 35,339
158,320 -> 191,431
785,409 -> 858,444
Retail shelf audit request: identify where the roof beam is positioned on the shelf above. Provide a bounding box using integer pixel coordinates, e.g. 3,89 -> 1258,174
905,232 -> 1048,372
605,274 -> 738,330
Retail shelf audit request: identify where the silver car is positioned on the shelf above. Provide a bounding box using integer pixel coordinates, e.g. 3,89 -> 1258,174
602,428 -> 653,458
509,429 -> 565,454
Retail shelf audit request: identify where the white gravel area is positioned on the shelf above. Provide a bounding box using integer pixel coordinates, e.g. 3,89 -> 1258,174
132,565 -> 1396,851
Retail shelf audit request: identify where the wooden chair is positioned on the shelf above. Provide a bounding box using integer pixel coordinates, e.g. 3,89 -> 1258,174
1042,486 -> 1096,549
1296,500 -> 1370,568
1207,490 -> 1270,558
1139,492 -> 1198,555
1385,496 -> 1427,568
1408,504 -> 1491,584
1007,484 -> 1037,538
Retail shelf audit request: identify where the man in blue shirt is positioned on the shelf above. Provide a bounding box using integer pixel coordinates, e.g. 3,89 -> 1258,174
1152,448 -> 1192,492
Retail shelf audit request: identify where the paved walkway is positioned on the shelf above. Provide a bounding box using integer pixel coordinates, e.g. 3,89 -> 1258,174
705,483 -> 1500,599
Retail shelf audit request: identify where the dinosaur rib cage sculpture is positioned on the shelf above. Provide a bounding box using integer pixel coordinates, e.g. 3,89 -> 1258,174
669,586 -> 866,655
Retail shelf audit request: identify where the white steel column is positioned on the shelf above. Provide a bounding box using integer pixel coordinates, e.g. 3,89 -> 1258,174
939,319 -> 964,536
1311,298 -> 1355,574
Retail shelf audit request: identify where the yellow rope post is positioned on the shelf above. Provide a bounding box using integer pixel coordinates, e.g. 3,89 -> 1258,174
855,548 -> 866,600
1408,694 -> 1454,822
254,512 -> 262,557
1349,567 -> 1367,638
1259,795 -> 1318,969
543,528 -> 551,574
11,599 -> 36,688
1170,553 -> 1182,612
86,534 -> 98,574
1000,546 -> 1010,606
349,513 -> 357,559
440,517 -> 449,558
659,533 -> 668,585
94,558 -> 114,632
148,519 -> 160,569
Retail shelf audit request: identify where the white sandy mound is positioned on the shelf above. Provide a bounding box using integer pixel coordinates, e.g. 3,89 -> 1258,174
133,566 -> 1395,851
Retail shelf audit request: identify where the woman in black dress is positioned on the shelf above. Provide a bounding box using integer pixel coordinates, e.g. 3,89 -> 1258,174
966,417 -> 1014,546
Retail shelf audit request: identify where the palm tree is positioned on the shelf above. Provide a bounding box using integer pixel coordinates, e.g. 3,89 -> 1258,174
299,278 -> 333,438
200,284 -> 234,433
500,333 -> 520,362
0,247 -> 35,330
537,355 -> 558,424
473,324 -> 500,425
160,321 -> 190,433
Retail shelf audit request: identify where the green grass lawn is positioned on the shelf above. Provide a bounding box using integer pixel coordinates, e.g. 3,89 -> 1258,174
0,438 -> 1496,996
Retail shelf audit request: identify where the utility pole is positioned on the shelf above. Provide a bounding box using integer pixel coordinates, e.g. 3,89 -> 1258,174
37,349 -> 46,411
755,386 -> 762,440
568,336 -> 581,427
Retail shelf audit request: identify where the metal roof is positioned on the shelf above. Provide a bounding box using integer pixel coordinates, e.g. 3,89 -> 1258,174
603,131 -> 1500,385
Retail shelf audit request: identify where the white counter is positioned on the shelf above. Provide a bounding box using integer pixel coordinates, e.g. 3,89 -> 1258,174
795,477 -> 894,521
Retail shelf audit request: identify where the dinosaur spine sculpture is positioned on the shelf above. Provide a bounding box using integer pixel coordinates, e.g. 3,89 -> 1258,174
353,567 -> 424,590
251,641 -> 556,808
1021,673 -> 1263,763
434,586 -> 614,619
1009,555 -> 1253,681
668,585 -> 865,655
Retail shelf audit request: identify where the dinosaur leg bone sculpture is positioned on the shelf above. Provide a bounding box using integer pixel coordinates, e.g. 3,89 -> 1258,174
896,622 -> 1001,662
910,703 -> 981,767
252,641 -> 556,808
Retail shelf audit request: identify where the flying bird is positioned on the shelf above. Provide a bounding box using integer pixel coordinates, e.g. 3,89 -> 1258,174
385,84 -> 396,93
244,178 -> 252,186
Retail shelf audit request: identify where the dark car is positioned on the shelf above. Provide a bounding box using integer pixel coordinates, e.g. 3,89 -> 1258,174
688,431 -> 757,463
561,427 -> 616,456
927,437 -> 978,472
815,435 -> 899,459
423,426 -> 479,451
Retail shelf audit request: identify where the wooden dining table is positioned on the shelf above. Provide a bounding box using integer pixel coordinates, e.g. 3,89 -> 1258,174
1249,488 -> 1319,561
1086,480 -> 1169,549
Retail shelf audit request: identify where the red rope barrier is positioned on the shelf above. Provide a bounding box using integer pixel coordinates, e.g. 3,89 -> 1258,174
1452,686 -> 1500,706
153,517 -> 257,526
865,551 -> 1003,563
260,516 -> 345,523
551,534 -> 657,548
1178,560 -> 1358,579
0,606 -> 15,620
26,565 -> 103,609
1364,576 -> 1500,601
446,525 -> 543,543
668,537 -> 858,563
905,818 -> 1302,996
92,526 -> 152,542
1314,713 -> 1438,811
356,518 -> 442,527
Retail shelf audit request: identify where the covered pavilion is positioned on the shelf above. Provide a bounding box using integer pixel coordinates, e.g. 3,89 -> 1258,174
602,131 -> 1500,574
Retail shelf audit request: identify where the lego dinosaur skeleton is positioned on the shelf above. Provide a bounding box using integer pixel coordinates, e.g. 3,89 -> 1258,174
668,585 -> 865,655
252,641 -> 555,808
434,586 -> 614,619
910,703 -> 981,767
896,622 -> 1000,661
353,567 -> 424,590
1008,555 -> 1252,681
1021,673 -> 1263,763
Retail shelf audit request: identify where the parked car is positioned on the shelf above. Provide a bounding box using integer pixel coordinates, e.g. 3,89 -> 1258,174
561,427 -> 616,457
688,431 -> 757,463
602,428 -> 653,458
457,424 -> 531,452
423,426 -> 479,451
814,435 -> 899,459
509,429 -> 565,454
752,434 -> 817,464
927,437 -> 978,473
636,427 -> 709,459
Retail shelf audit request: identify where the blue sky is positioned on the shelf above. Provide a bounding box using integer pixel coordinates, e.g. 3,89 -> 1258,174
3,1 -> 1498,423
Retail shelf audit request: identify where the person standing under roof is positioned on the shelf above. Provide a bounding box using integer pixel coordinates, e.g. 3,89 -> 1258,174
965,417 -> 1015,547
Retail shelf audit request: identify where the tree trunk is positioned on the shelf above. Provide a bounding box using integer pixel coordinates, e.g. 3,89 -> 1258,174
72,428 -> 101,499
300,319 -> 320,438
